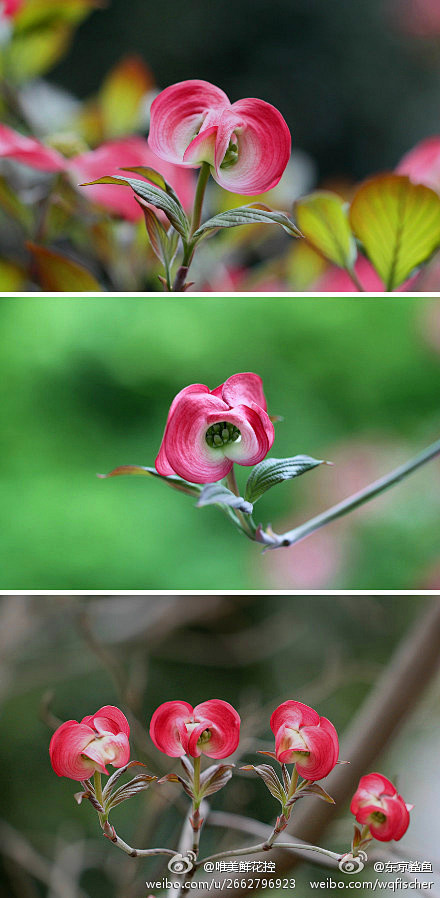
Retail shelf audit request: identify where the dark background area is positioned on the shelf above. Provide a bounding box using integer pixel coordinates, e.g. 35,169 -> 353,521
52,0 -> 440,183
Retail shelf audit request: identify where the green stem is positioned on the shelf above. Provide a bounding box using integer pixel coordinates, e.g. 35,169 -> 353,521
190,162 -> 211,238
193,755 -> 201,810
93,770 -> 107,826
265,437 -> 440,549
197,840 -> 340,869
175,163 -> 211,288
286,766 -> 298,803
225,468 -> 257,540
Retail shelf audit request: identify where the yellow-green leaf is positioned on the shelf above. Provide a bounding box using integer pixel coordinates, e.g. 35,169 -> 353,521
349,173 -> 440,291
27,243 -> 101,291
99,56 -> 154,138
295,190 -> 356,269
15,0 -> 101,30
6,25 -> 72,81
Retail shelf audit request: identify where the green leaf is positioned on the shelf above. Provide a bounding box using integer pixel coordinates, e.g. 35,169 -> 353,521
197,483 -> 253,514
241,764 -> 286,804
27,242 -> 101,291
157,772 -> 194,799
120,166 -> 182,208
245,455 -> 325,504
199,764 -> 235,798
81,176 -> 189,240
295,190 -> 357,269
99,57 -> 153,139
6,25 -> 72,82
192,204 -> 302,241
295,782 -> 335,804
349,173 -> 440,290
97,464 -> 201,496
137,202 -> 171,266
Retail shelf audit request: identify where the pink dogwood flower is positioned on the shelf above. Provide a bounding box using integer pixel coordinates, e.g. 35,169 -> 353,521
1,0 -> 23,19
148,79 -> 291,195
49,705 -> 130,781
71,136 -> 195,221
0,124 -> 65,172
397,136 -> 440,194
270,700 -> 339,780
350,773 -> 412,842
155,372 -> 275,484
150,699 -> 240,759
0,125 -> 194,219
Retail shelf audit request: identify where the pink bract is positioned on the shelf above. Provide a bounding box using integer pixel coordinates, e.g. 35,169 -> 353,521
350,773 -> 412,842
0,126 -> 195,221
155,372 -> 274,484
150,699 -> 240,759
270,700 -> 339,780
0,124 -> 65,172
1,0 -> 23,18
148,79 -> 291,195
397,136 -> 440,194
72,136 -> 195,221
49,705 -> 130,781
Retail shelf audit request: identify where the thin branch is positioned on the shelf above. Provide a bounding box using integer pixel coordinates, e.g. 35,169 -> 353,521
259,437 -> 440,548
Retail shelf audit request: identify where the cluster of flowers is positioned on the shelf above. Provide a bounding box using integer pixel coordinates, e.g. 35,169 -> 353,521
49,698 -> 411,844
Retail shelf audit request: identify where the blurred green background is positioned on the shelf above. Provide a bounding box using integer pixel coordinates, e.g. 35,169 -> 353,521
1,595 -> 439,898
52,0 -> 440,181
0,295 -> 439,590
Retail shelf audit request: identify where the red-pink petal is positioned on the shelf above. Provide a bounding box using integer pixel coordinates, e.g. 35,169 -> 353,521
71,136 -> 195,220
184,719 -> 212,758
213,97 -> 291,195
295,719 -> 339,780
204,403 -> 274,467
215,372 -> 269,412
0,124 -> 65,172
2,0 -> 22,17
193,699 -> 241,758
150,700 -> 193,757
49,720 -> 98,781
397,136 -> 440,193
81,705 -> 130,739
155,390 -> 233,483
149,80 -> 230,166
82,733 -> 130,774
183,125 -> 218,167
270,700 -> 320,735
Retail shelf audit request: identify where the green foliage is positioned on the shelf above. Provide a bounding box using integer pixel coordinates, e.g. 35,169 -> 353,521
0,296 -> 439,590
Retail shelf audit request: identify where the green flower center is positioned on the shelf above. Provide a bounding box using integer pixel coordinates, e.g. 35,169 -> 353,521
221,138 -> 239,169
197,729 -> 212,746
205,421 -> 241,448
370,811 -> 386,824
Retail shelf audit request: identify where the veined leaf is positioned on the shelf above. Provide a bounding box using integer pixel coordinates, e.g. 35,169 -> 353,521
245,455 -> 325,504
81,176 -> 189,239
192,205 -> 302,241
349,173 -> 440,290
295,191 -> 356,269
197,483 -> 253,514
121,166 -> 182,207
97,465 -> 201,496
241,764 -> 286,804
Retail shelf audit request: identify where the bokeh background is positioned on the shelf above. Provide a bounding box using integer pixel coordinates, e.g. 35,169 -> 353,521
0,295 -> 439,590
53,0 -> 440,183
1,595 -> 439,898
3,0 -> 440,291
